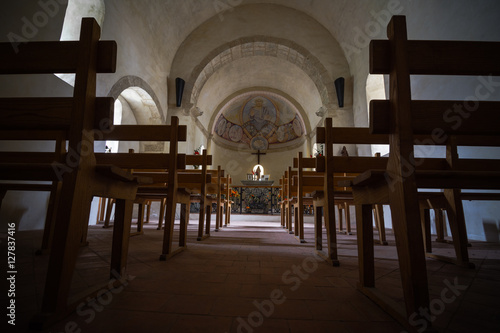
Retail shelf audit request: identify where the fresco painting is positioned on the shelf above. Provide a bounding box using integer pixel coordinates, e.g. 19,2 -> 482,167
214,93 -> 304,149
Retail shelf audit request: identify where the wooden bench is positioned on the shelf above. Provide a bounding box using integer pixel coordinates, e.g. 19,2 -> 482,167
221,174 -> 233,227
150,151 -> 224,241
97,140 -> 218,260
0,18 -> 157,328
278,174 -> 288,229
309,121 -> 391,265
96,141 -> 188,236
182,150 -> 216,241
314,118 -> 496,266
292,153 -> 359,239
211,166 -> 226,232
283,167 -> 295,235
342,15 -> 500,331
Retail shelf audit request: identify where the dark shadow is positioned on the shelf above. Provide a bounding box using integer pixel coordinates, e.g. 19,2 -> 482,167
0,207 -> 27,232
482,219 -> 500,243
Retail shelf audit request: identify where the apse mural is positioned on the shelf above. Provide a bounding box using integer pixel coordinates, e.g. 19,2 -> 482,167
213,92 -> 305,150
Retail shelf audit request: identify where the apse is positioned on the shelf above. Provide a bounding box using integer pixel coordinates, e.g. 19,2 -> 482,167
212,91 -> 306,151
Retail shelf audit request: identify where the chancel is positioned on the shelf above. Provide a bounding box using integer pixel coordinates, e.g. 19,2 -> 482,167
1,2 -> 500,333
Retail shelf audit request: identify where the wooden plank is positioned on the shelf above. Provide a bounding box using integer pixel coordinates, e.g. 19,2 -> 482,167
95,153 -> 186,170
186,154 -> 213,166
371,39 -> 500,75
371,99 -> 500,135
179,172 -> 211,185
297,152 -> 305,242
293,157 -> 316,169
317,127 -> 388,144
415,171 -> 500,189
323,118 -> 339,265
100,124 -> 187,141
0,164 -> 62,181
356,204 -> 375,287
300,176 -> 324,187
461,192 -> 500,200
161,116 -> 181,260
444,188 -> 472,267
384,15 -> 430,321
0,40 -> 117,74
0,183 -> 52,191
0,152 -> 64,164
0,97 -> 113,131
110,198 -> 133,277
41,16 -> 102,315
0,130 -> 67,140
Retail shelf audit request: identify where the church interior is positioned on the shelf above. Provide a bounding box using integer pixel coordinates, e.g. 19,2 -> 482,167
1,1 -> 500,332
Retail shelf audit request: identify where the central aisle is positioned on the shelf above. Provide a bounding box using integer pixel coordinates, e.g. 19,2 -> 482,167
44,216 -> 404,333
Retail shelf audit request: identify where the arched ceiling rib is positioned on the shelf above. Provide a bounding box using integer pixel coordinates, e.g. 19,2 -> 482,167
196,56 -> 320,131
168,2 -> 352,133
189,36 -> 335,110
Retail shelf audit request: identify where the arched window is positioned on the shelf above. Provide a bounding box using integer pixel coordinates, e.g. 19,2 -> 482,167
57,0 -> 105,86
104,99 -> 123,154
366,74 -> 388,157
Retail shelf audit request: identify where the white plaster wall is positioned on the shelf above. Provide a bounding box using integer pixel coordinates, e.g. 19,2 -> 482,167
197,56 -> 322,128
0,1 -> 71,231
211,142 -> 303,186
366,0 -> 500,241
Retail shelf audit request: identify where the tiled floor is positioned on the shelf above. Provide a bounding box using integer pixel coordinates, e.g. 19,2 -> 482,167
5,215 -> 500,332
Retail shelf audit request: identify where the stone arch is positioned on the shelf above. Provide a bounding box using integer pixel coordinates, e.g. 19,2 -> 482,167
210,87 -> 311,137
106,76 -> 165,153
108,76 -> 165,123
185,36 -> 337,112
209,87 -> 309,153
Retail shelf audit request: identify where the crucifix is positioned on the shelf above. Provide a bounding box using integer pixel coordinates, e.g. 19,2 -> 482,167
252,150 -> 266,164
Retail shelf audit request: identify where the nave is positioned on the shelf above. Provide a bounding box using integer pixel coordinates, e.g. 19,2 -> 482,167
9,215 -> 500,333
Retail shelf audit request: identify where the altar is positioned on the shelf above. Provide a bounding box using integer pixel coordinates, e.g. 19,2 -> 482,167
231,185 -> 280,214
232,154 -> 279,213
241,180 -> 274,186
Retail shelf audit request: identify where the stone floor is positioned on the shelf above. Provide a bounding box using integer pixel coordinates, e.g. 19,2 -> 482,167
4,214 -> 500,333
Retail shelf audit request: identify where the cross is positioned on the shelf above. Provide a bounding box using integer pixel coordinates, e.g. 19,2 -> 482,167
252,150 -> 266,164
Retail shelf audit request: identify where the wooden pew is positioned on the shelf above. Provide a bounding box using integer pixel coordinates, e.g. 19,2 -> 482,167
99,149 -> 186,236
223,174 -> 233,226
279,175 -> 286,228
179,165 -> 225,235
183,150 -> 216,241
91,117 -> 188,254
311,121 -> 390,265
213,166 -> 225,232
314,119 -> 496,264
292,153 -> 358,241
283,167 -> 296,235
216,174 -> 233,227
99,146 -> 215,258
0,18 -> 156,328
342,15 -> 500,331
292,153 -> 317,243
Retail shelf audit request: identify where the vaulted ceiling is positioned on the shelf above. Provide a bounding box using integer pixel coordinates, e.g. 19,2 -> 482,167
53,0 -> 500,153
159,0 -> 372,149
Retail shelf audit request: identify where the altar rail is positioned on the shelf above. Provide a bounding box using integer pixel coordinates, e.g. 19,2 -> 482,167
230,185 -> 286,214
189,185 -> 315,215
